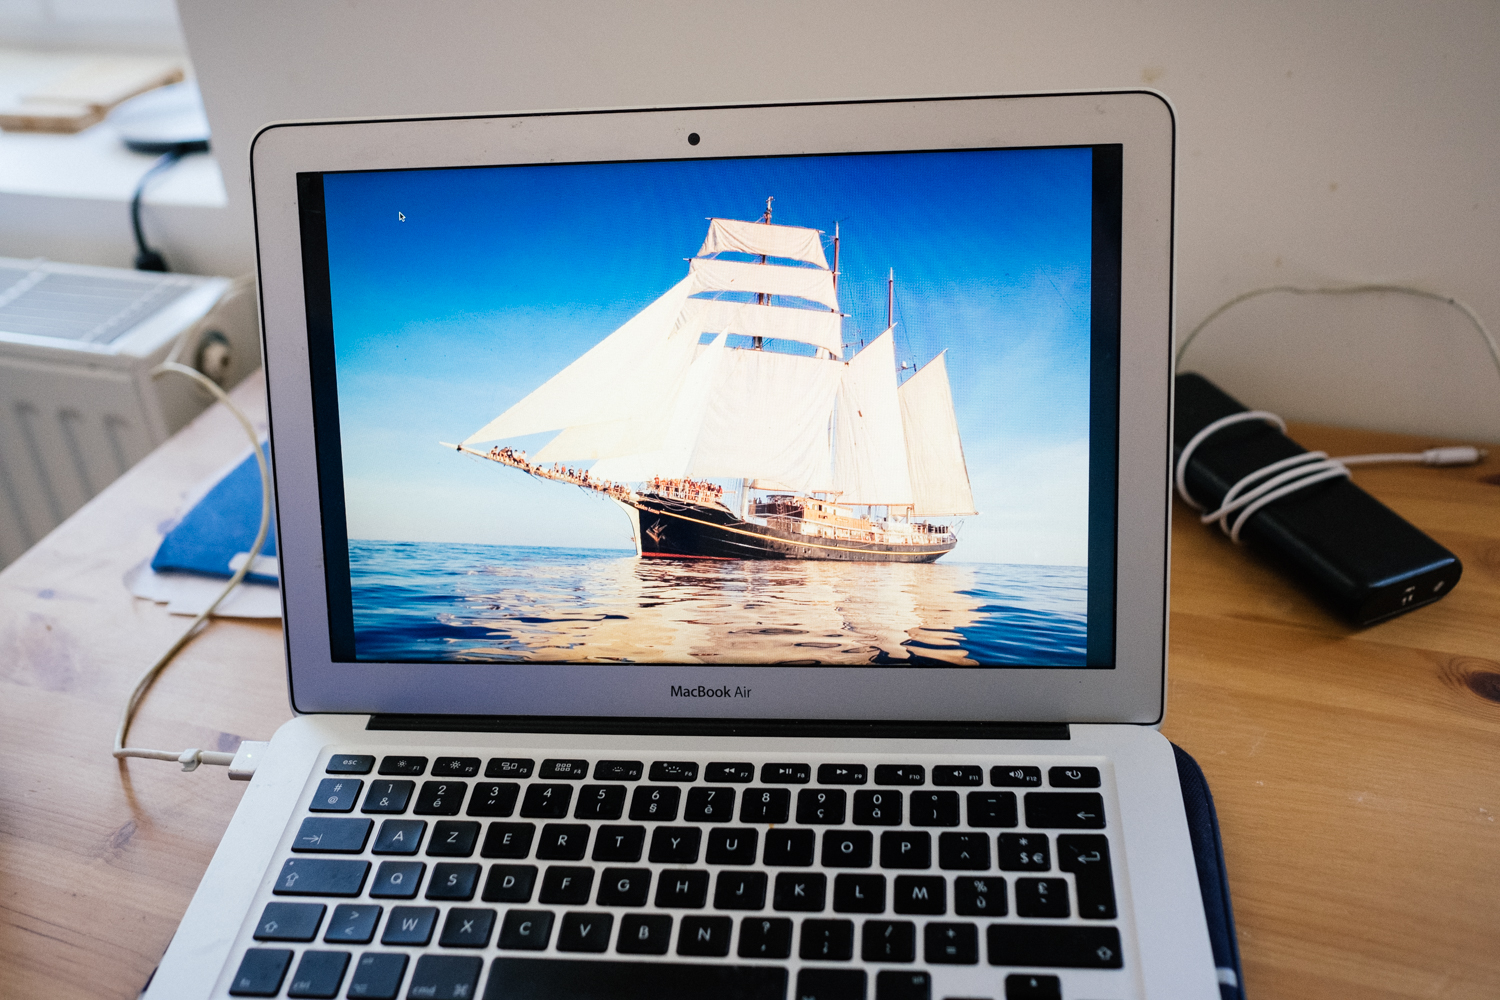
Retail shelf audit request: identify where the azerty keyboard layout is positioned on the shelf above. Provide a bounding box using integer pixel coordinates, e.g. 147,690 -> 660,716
225,751 -> 1127,1000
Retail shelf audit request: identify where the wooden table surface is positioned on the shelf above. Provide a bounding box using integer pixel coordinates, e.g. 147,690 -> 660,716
0,371 -> 1495,999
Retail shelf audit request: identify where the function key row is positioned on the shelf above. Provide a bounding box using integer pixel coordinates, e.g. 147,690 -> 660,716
325,756 -> 1102,789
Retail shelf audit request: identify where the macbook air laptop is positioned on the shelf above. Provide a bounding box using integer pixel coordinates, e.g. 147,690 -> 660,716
146,92 -> 1215,1000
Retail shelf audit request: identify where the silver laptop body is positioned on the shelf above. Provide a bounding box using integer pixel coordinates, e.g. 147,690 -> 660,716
146,92 -> 1217,1000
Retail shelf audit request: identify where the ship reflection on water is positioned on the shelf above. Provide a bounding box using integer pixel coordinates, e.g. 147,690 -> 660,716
349,540 -> 1087,665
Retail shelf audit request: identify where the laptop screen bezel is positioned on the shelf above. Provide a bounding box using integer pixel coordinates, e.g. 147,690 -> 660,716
251,94 -> 1174,725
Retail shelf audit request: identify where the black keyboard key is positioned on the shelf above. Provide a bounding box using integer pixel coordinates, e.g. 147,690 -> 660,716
1058,834 -> 1116,919
648,761 -> 698,782
938,832 -> 991,870
1015,877 -> 1070,917
540,758 -> 588,780
407,955 -> 482,998
467,782 -> 520,817
361,780 -> 415,814
796,969 -> 865,1000
798,788 -> 847,825
893,875 -> 946,914
909,791 -> 960,827
344,953 -> 406,1000
800,919 -> 855,961
678,915 -> 733,956
997,833 -> 1051,871
741,787 -> 791,824
498,909 -> 554,950
822,830 -> 873,868
486,757 -> 534,779
763,828 -> 815,867
654,869 -> 709,908
648,826 -> 701,864
574,784 -> 627,820
378,756 -> 426,776
520,783 -> 574,819
432,756 -> 481,778
425,862 -> 481,900
832,873 -> 886,913
931,765 -> 983,787
426,820 -> 481,857
991,765 -> 1042,788
438,907 -> 495,948
713,870 -> 767,910
308,778 -> 362,813
629,785 -> 681,821
706,827 -> 759,865
272,858 -> 369,897
880,831 -> 931,869
285,949 -> 348,999
596,867 -> 652,906
875,970 -> 931,1000
228,948 -> 292,996
685,786 -> 736,822
253,902 -> 325,941
535,823 -> 590,860
954,876 -> 1008,917
591,824 -> 646,862
368,860 -> 424,899
818,764 -> 868,785
480,822 -> 535,859
381,905 -> 438,946
482,864 -> 537,903
556,912 -> 613,952
322,904 -> 380,944
986,924 -> 1124,968
861,920 -> 915,962
968,790 -> 1018,828
616,914 -> 672,954
539,866 -> 595,904
773,872 -> 826,911
925,922 -> 979,964
739,916 -> 793,958
1024,791 -> 1105,829
484,957 -> 785,997
1049,765 -> 1101,788
761,762 -> 811,784
852,789 -> 902,826
372,819 -> 425,855
874,765 -> 924,786
705,762 -> 754,782
1005,972 -> 1063,999
291,817 -> 371,854
594,759 -> 643,781
414,780 -> 467,816
326,754 -> 373,774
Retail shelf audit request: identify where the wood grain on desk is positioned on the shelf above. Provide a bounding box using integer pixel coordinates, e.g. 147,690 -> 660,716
0,380 -> 1496,1000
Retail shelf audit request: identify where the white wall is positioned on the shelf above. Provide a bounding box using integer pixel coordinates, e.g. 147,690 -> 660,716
177,0 -> 1500,440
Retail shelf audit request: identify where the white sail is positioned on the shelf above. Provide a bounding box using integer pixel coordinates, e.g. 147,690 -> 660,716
898,352 -> 977,516
832,329 -> 914,507
688,257 -> 839,311
698,218 -> 829,269
464,275 -> 696,445
682,298 -> 842,358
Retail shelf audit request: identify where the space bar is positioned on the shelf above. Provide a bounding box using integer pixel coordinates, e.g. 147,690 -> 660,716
484,957 -> 788,1000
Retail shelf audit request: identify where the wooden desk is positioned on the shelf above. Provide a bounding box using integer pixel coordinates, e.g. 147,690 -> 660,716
0,375 -> 1495,999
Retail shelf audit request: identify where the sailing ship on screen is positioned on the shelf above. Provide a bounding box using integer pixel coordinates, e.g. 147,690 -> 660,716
444,203 -> 977,563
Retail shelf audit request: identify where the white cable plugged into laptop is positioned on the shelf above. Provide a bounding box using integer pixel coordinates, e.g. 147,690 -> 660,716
112,360 -> 272,775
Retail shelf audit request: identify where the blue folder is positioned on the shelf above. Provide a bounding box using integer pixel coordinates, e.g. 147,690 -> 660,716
151,444 -> 278,585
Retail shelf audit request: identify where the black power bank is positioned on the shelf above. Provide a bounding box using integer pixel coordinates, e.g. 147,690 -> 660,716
1173,373 -> 1462,625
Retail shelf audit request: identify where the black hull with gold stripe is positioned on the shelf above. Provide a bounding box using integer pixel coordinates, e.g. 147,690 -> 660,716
629,493 -> 955,563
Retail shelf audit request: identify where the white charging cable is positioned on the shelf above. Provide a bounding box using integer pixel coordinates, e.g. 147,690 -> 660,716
1175,410 -> 1486,543
112,361 -> 271,772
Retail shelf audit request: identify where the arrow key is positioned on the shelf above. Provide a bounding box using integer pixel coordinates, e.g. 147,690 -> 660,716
1058,834 -> 1116,919
1023,792 -> 1106,829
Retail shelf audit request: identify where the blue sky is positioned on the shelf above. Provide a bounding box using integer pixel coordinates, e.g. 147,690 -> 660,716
324,146 -> 1094,564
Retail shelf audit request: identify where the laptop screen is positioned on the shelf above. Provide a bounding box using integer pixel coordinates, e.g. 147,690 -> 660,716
294,143 -> 1121,669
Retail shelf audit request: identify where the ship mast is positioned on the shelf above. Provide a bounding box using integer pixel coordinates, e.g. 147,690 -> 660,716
887,267 -> 894,330
752,196 -> 774,351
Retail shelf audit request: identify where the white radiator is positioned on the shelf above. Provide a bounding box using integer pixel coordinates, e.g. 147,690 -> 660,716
0,257 -> 260,569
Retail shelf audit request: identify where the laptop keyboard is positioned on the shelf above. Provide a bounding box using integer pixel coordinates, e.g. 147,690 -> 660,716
224,751 -> 1129,1000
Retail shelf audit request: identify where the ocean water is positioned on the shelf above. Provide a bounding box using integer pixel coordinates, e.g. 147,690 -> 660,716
349,540 -> 1088,666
